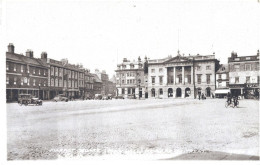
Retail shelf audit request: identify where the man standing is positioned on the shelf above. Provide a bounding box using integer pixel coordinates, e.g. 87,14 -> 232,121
198,90 -> 201,100
227,92 -> 232,104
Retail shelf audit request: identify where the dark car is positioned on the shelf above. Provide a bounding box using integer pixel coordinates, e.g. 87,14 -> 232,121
127,94 -> 136,99
53,94 -> 69,102
18,94 -> 42,106
114,95 -> 124,99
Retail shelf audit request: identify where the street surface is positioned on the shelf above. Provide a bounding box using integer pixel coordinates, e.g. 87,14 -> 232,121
7,98 -> 259,160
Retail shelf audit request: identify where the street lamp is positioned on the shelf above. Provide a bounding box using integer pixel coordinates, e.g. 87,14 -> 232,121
138,79 -> 141,100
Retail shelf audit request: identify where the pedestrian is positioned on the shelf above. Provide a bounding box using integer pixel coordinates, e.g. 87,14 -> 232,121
212,93 -> 215,99
198,91 -> 201,100
227,92 -> 232,105
201,93 -> 204,100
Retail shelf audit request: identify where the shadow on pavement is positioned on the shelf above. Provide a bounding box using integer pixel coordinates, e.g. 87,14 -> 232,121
162,151 -> 259,160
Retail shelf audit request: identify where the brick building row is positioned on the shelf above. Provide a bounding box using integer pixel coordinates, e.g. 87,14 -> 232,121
6,43 -> 116,102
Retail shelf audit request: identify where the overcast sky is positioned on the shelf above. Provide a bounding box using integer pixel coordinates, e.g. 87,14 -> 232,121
3,0 -> 260,77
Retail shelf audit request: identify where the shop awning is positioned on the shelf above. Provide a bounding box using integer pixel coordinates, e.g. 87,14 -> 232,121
215,89 -> 230,94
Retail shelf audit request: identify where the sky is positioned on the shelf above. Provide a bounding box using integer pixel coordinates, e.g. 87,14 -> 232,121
2,0 -> 260,78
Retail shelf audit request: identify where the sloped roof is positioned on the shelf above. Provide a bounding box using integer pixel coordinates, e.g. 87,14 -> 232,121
92,74 -> 102,83
6,52 -> 47,67
216,64 -> 229,73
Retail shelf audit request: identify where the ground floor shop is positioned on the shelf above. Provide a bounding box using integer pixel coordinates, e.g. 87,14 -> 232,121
116,86 -> 148,99
6,88 -> 49,102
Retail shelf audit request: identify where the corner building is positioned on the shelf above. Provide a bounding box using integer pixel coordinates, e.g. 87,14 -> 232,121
148,53 -> 219,99
115,57 -> 148,98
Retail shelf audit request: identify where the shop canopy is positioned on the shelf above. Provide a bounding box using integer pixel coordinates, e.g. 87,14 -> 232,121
215,89 -> 230,94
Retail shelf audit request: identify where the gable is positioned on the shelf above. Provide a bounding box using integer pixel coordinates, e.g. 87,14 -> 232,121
164,56 -> 192,63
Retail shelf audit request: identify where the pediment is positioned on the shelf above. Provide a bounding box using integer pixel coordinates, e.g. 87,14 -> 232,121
164,56 -> 192,63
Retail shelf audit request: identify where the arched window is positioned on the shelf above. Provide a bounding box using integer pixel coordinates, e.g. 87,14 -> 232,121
55,78 -> 58,87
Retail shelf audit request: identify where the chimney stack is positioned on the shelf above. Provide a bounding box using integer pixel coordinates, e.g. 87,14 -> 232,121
8,43 -> 15,53
41,52 -> 47,60
26,49 -> 34,58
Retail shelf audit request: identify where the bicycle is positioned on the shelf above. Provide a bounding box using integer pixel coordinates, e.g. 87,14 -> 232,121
225,100 -> 234,108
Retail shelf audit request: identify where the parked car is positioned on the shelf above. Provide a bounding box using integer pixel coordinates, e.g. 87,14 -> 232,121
18,94 -> 42,106
102,95 -> 108,100
127,94 -> 136,99
114,95 -> 125,99
53,94 -> 68,102
94,94 -> 102,100
107,94 -> 113,100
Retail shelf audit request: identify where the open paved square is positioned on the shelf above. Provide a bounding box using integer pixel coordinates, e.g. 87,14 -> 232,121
7,99 -> 259,160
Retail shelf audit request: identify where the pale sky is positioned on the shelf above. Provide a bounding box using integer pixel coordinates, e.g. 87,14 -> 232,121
2,0 -> 260,77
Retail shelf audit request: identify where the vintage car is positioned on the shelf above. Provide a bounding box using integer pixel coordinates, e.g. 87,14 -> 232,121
53,94 -> 69,102
113,95 -> 125,99
18,94 -> 43,106
94,94 -> 102,100
107,94 -> 113,100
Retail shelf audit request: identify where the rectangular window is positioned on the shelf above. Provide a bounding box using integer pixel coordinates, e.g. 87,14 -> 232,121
59,79 -> 63,87
159,76 -> 163,85
197,75 -> 201,84
33,79 -> 36,86
39,80 -> 41,86
33,68 -> 35,74
21,65 -> 24,72
127,80 -> 129,84
44,70 -> 46,76
21,78 -> 23,86
122,80 -> 125,84
245,64 -> 251,71
51,67 -> 54,76
127,72 -> 129,77
6,62 -> 9,71
246,76 -> 250,83
122,88 -> 125,94
159,68 -> 163,73
207,74 -> 211,84
235,77 -> 239,84
151,69 -> 155,73
152,77 -> 155,84
218,74 -> 222,79
6,75 -> 9,84
188,75 -> 191,84
206,65 -> 211,70
68,81 -> 71,87
55,67 -> 58,76
38,69 -> 41,75
72,80 -> 74,88
197,66 -> 201,71
133,79 -> 135,84
14,64 -> 16,71
234,64 -> 240,71
44,80 -> 46,86
14,77 -> 17,85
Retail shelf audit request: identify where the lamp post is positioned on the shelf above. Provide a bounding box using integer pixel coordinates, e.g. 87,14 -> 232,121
138,79 -> 141,100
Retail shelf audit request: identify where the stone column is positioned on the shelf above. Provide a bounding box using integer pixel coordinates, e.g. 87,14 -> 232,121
173,67 -> 176,85
182,66 -> 185,84
191,66 -> 193,85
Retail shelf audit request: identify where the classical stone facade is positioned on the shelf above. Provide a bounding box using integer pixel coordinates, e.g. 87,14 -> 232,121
148,52 -> 219,99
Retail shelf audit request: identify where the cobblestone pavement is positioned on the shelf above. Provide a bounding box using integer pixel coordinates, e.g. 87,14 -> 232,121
6,98 -> 259,160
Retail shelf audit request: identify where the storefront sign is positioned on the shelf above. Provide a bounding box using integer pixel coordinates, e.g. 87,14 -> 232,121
229,84 -> 244,88
245,83 -> 259,88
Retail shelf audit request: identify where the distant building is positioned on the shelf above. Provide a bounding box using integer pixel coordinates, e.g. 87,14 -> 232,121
115,57 -> 147,98
92,74 -> 102,95
215,64 -> 230,98
6,44 -> 49,102
95,69 -> 109,95
84,69 -> 94,99
39,56 -> 85,99
147,51 -> 220,99
228,51 -> 259,99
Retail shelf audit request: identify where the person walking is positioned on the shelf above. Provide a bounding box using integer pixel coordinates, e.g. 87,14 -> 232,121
198,90 -> 201,100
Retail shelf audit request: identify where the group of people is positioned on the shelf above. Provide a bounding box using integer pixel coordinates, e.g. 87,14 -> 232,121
227,92 -> 238,106
197,91 -> 215,100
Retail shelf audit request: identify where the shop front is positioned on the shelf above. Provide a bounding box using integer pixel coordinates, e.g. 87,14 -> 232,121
244,83 -> 259,99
